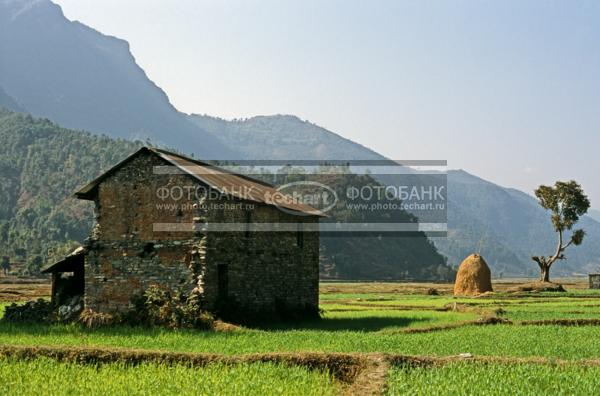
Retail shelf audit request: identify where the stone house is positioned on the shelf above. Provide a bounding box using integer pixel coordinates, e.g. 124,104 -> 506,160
43,147 -> 322,317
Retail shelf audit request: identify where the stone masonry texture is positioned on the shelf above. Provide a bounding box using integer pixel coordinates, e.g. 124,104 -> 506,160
83,151 -> 319,315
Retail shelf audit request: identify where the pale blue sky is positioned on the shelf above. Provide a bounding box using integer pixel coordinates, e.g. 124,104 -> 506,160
55,0 -> 600,207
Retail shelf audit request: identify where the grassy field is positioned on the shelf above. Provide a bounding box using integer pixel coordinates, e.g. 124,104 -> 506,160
0,357 -> 337,396
387,362 -> 600,395
1,279 -> 599,394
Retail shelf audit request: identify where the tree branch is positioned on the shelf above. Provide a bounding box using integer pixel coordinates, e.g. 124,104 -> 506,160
532,256 -> 545,269
548,229 -> 564,266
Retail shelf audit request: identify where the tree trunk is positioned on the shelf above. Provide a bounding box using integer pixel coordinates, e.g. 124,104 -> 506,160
540,265 -> 550,283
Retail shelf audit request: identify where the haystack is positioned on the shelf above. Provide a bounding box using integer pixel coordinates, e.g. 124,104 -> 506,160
453,254 -> 493,296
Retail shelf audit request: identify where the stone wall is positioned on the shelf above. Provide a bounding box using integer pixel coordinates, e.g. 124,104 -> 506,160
202,207 -> 320,313
84,150 -> 320,315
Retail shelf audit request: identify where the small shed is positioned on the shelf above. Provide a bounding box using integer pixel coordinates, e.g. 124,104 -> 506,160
589,274 -> 600,289
41,247 -> 85,305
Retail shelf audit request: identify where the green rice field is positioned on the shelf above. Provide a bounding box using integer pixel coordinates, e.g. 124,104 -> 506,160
0,357 -> 337,396
387,362 -> 600,396
2,280 -> 600,394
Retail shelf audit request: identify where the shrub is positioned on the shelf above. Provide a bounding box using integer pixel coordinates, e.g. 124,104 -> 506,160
3,299 -> 54,323
78,309 -> 116,329
128,285 -> 214,329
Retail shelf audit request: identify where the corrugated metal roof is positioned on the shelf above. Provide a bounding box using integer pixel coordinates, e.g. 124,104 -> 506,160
75,147 -> 324,217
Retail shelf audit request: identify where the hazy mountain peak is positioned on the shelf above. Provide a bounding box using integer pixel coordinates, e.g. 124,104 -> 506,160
0,0 -> 236,158
246,114 -> 303,123
1,0 -> 60,22
188,113 -> 385,160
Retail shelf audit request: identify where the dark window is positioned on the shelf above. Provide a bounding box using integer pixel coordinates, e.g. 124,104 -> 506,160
297,230 -> 304,249
143,242 -> 155,254
138,242 -> 155,258
217,264 -> 229,300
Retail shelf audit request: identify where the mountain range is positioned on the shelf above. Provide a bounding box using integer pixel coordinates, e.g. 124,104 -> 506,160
1,0 -> 598,277
589,209 -> 600,223
0,0 -> 235,159
0,107 -> 452,279
189,114 -> 600,276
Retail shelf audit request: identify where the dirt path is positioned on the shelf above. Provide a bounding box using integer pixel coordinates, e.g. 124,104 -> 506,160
343,354 -> 390,396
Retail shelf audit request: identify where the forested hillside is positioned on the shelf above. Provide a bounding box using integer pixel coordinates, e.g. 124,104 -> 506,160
252,170 -> 452,280
189,114 -> 384,160
0,108 -> 142,273
191,113 -> 600,276
0,108 -> 453,279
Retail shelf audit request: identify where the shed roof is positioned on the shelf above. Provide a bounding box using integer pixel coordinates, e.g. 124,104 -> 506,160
41,247 -> 85,274
74,147 -> 324,217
